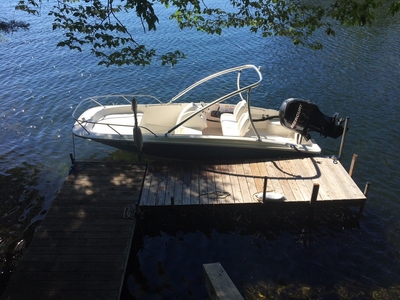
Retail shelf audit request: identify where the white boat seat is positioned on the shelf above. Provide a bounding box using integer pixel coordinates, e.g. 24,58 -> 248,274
221,112 -> 250,136
175,103 -> 207,135
220,100 -> 247,123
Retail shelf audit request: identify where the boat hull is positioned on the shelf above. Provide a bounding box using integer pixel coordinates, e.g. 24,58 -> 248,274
74,134 -> 320,161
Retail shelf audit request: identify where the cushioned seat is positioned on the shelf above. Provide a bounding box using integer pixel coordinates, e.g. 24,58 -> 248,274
220,100 -> 247,123
175,103 -> 207,135
221,112 -> 250,136
220,100 -> 250,136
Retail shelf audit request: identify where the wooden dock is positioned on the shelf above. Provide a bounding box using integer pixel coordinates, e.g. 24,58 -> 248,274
140,156 -> 367,208
1,162 -> 147,300
1,156 -> 367,300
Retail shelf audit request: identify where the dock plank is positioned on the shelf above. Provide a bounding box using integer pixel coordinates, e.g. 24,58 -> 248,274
278,159 -> 307,202
218,164 -> 234,204
242,163 -> 258,202
165,161 -> 176,206
234,163 -> 252,203
226,163 -> 243,203
182,163 -> 192,205
190,162 -> 201,204
174,162 -> 184,205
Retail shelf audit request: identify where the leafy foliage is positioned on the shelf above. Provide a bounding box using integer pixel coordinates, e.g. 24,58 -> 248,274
12,0 -> 400,67
0,20 -> 30,34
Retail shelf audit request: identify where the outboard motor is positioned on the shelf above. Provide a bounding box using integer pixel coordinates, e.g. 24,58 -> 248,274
279,98 -> 345,140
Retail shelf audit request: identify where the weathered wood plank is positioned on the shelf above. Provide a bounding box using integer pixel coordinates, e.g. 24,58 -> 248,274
257,161 -> 276,194
182,163 -> 192,205
249,162 -> 264,193
198,165 -> 210,205
190,162 -> 201,204
140,164 -> 153,205
226,164 -> 242,203
212,165 -> 226,204
203,262 -> 244,300
264,161 -> 286,198
217,164 -> 234,204
165,161 -> 176,205
174,162 -> 184,205
146,164 -> 160,206
203,164 -> 217,205
241,163 -> 257,202
297,158 -> 323,200
287,158 -> 313,200
233,163 -> 252,203
278,160 -> 307,201
155,163 -> 169,205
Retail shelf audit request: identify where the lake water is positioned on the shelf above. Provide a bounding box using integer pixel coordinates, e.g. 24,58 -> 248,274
1,1 -> 400,298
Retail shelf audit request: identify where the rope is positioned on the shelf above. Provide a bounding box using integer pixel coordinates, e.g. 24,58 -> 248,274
123,206 -> 135,219
198,190 -> 231,200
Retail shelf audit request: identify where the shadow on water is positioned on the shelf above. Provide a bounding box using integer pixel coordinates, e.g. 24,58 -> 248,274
121,206 -> 400,300
0,163 -> 45,295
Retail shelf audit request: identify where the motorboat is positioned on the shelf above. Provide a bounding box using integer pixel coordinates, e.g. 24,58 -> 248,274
72,65 -> 345,160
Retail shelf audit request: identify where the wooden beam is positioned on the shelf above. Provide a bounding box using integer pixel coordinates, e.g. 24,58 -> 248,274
203,262 -> 244,300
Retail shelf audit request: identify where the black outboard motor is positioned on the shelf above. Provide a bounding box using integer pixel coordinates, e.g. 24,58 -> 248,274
279,98 -> 345,140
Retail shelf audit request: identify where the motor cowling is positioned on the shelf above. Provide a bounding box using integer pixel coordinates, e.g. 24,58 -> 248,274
279,98 -> 345,139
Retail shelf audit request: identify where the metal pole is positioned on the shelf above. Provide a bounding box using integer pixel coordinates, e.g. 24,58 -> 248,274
338,117 -> 349,159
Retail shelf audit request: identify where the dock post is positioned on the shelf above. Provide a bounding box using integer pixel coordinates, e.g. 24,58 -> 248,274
348,153 -> 358,177
359,182 -> 371,214
171,196 -> 175,209
310,183 -> 319,205
308,183 -> 320,221
338,117 -> 349,159
262,176 -> 268,204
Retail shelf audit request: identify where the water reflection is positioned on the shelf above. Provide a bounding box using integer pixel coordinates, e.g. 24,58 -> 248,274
0,163 -> 45,294
121,207 -> 399,299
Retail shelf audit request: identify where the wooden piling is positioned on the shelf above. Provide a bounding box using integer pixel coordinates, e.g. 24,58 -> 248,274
359,181 -> 371,214
348,153 -> 358,178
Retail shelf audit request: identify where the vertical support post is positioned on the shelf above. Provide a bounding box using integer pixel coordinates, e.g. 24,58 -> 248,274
308,183 -> 319,221
72,133 -> 76,161
262,176 -> 268,204
310,183 -> 320,205
359,182 -> 371,214
171,196 -> 175,208
348,153 -> 358,178
338,117 -> 349,159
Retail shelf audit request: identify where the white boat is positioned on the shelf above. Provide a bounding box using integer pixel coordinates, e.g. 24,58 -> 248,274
72,65 -> 345,160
